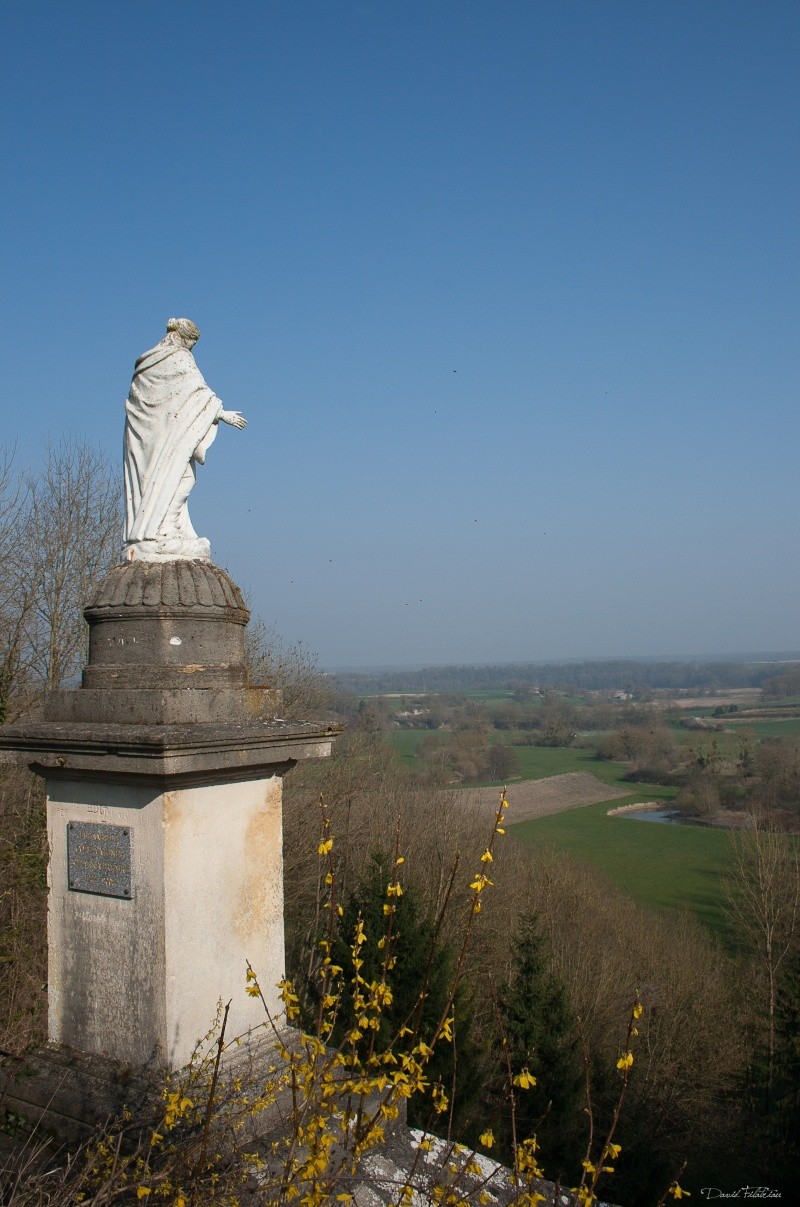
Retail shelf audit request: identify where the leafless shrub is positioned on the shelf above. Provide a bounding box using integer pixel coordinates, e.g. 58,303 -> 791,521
0,439 -> 120,1056
726,807 -> 800,1092
245,616 -> 335,721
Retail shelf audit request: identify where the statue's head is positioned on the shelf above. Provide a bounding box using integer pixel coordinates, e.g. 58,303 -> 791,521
166,317 -> 200,349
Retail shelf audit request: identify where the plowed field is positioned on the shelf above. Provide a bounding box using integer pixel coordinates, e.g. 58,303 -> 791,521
460,771 -> 631,824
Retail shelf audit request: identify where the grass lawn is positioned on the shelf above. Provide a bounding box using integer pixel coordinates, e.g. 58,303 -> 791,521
512,801 -> 736,941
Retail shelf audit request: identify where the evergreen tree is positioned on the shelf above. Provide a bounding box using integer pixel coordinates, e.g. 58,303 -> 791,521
720,946 -> 800,1199
761,943 -> 800,1191
496,913 -> 583,1178
319,854 -> 484,1131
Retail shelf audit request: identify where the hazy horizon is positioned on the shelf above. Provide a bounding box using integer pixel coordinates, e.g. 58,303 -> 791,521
325,649 -> 800,675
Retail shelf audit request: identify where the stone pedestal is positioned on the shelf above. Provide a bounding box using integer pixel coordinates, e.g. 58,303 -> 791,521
0,560 -> 335,1070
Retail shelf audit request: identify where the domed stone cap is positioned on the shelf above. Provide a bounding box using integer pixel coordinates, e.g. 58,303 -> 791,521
85,559 -> 249,622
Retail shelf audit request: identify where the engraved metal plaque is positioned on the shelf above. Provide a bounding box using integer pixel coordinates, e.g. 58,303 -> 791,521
67,822 -> 133,899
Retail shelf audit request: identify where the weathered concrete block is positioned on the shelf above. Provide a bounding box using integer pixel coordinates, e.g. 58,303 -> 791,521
47,775 -> 285,1067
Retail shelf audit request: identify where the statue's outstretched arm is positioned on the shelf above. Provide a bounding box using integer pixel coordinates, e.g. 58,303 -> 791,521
219,410 -> 247,429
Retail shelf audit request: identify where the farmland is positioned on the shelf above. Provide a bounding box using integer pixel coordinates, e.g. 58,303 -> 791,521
383,680 -> 800,942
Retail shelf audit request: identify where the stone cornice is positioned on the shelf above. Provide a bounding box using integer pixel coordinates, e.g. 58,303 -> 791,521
0,719 -> 338,785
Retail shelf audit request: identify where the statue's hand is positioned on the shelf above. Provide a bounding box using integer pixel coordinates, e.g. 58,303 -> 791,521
220,410 -> 247,429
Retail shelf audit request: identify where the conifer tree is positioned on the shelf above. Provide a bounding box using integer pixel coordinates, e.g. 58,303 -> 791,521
323,854 -> 483,1131
496,912 -> 583,1178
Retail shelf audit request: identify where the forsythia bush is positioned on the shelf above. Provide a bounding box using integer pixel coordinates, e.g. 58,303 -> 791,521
2,793 -> 689,1206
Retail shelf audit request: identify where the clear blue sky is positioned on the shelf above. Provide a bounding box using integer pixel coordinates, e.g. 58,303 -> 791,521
2,1 -> 798,668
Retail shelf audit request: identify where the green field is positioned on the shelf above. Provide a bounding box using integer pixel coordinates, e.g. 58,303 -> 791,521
500,742 -> 673,792
390,730 -> 678,796
512,801 -> 736,939
457,689 -> 517,701
726,717 -> 800,737
391,729 -> 432,765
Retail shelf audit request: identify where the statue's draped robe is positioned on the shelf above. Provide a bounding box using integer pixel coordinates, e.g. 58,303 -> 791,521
124,340 -> 221,543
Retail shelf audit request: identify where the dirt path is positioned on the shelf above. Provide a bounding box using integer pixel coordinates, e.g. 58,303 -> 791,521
459,772 -> 632,824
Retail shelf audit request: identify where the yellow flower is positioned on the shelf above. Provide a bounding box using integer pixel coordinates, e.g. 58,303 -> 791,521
318,838 -> 333,856
479,1129 -> 494,1148
604,1143 -> 622,1159
136,1190 -> 151,1200
513,1067 -> 537,1089
387,882 -> 403,898
480,849 -> 493,863
669,1185 -> 691,1200
633,1002 -> 644,1019
616,1051 -> 634,1071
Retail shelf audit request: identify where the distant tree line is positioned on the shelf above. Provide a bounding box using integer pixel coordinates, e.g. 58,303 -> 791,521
335,657 -> 797,696
762,666 -> 800,699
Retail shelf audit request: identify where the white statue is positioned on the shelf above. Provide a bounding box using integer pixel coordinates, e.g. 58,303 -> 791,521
123,318 -> 246,562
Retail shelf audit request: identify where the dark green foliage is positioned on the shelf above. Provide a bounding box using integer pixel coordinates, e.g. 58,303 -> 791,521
320,856 -> 484,1132
494,913 -> 583,1179
736,944 -> 800,1195
772,946 -> 800,1184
